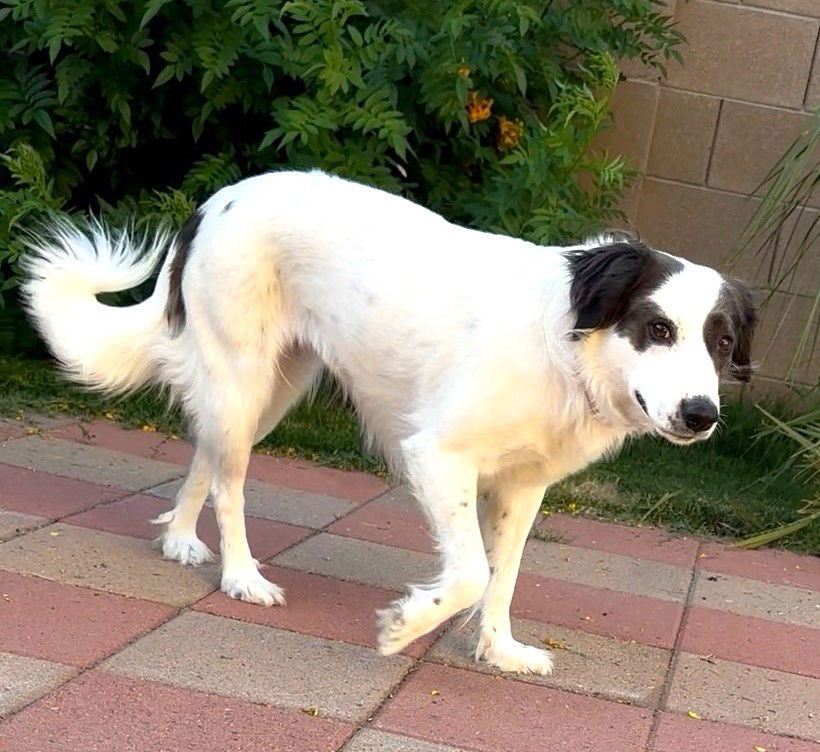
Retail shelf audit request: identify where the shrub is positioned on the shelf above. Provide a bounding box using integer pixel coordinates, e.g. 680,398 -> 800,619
0,0 -> 682,350
729,109 -> 820,548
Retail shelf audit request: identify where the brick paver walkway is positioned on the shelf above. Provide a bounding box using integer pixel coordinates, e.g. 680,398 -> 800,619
0,415 -> 818,752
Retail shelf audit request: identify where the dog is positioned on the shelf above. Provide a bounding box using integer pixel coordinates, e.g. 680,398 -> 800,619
23,170 -> 757,674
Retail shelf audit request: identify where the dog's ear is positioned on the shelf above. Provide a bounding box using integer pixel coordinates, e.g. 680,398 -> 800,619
723,279 -> 759,382
565,243 -> 654,331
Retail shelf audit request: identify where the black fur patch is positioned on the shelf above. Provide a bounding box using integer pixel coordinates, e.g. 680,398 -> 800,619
165,209 -> 203,335
615,299 -> 677,352
565,242 -> 683,332
221,200 -> 234,214
707,280 -> 758,382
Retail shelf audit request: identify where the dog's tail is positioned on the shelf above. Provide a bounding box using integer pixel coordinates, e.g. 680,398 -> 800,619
21,218 -> 174,395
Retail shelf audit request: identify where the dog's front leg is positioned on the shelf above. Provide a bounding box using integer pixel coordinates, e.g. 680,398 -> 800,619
476,481 -> 552,674
378,437 -> 488,655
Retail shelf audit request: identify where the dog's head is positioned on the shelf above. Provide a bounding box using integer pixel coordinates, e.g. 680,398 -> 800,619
566,238 -> 758,445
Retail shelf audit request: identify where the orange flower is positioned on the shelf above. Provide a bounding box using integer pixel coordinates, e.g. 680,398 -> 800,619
457,65 -> 470,77
466,90 -> 493,123
496,115 -> 524,150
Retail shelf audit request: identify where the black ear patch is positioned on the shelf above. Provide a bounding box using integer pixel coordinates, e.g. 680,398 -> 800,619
722,279 -> 759,382
565,242 -> 683,331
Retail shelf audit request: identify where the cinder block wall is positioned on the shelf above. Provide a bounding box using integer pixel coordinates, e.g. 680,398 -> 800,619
597,0 -> 819,393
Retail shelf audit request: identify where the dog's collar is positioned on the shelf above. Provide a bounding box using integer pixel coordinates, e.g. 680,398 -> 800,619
582,383 -> 600,417
568,331 -> 599,418
570,333 -> 602,419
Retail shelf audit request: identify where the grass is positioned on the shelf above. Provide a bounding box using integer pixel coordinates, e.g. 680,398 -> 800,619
1,355 -> 817,553
542,409 -> 819,554
0,355 -> 383,475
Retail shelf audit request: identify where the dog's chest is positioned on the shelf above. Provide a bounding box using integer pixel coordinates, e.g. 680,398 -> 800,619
476,418 -> 624,485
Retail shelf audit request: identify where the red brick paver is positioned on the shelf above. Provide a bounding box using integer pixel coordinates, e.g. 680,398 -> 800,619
328,501 -> 436,554
539,513 -> 700,568
698,540 -> 820,590
512,572 -> 685,648
0,670 -> 353,752
0,425 -> 817,752
65,494 -> 311,561
0,571 -> 173,667
681,605 -> 820,678
52,420 -> 195,465
195,564 -> 439,658
374,662 -> 654,752
53,419 -> 387,502
0,463 -> 123,518
246,452 -> 387,502
651,713 -> 820,752
0,422 -> 25,442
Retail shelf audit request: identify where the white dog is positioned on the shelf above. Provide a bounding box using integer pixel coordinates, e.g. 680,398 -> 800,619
23,170 -> 756,674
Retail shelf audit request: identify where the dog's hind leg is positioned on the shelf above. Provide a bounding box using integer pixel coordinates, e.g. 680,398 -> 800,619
253,345 -> 323,443
152,447 -> 214,566
152,346 -> 320,569
475,481 -> 552,674
377,434 -> 489,655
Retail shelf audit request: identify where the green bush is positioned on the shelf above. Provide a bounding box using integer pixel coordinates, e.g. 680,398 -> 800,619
0,0 -> 682,350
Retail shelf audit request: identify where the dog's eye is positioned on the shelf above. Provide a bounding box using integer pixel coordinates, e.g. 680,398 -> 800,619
649,321 -> 671,341
718,335 -> 733,352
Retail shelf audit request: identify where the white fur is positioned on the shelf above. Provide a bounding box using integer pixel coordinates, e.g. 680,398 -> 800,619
22,219 -> 171,394
22,170 -> 731,674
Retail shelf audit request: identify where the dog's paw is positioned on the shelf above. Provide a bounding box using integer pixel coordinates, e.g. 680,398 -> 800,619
376,592 -> 443,655
477,637 -> 554,675
155,532 -> 215,567
376,599 -> 410,655
221,569 -> 285,607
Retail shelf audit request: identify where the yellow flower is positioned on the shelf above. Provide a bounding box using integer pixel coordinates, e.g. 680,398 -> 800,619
496,115 -> 524,150
467,91 -> 493,123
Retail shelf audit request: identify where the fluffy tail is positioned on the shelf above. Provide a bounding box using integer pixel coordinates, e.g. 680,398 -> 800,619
21,219 -> 173,395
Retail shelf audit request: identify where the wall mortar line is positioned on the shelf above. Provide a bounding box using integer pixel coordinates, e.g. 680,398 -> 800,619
703,99 -> 724,186
803,24 -> 820,109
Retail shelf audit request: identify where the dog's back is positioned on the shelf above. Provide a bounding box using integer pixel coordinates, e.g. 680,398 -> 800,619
175,170 -> 574,455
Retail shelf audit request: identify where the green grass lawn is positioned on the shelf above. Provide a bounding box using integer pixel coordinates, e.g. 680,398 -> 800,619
1,355 -> 817,553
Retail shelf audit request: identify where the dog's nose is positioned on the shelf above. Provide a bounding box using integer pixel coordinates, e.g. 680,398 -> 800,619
680,397 -> 718,432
